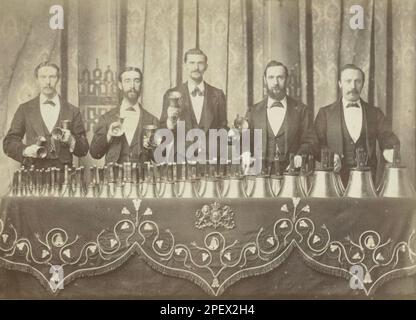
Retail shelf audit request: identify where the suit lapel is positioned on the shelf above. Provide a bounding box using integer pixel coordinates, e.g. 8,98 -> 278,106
283,97 -> 297,155
253,99 -> 268,158
28,96 -> 48,137
129,108 -> 144,149
179,82 -> 198,130
326,100 -> 344,156
199,82 -> 214,131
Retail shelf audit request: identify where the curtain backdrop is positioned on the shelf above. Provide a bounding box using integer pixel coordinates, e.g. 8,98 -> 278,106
0,0 -> 415,195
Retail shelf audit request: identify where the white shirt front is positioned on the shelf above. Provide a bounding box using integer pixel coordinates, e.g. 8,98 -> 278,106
266,96 -> 287,136
342,98 -> 363,143
120,100 -> 141,146
40,94 -> 60,133
188,81 -> 205,124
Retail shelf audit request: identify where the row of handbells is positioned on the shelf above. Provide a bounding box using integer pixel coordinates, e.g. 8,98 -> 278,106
8,160 -> 415,199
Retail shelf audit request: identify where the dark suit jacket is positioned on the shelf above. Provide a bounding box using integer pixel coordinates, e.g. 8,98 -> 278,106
314,99 -> 400,170
3,95 -> 89,166
89,106 -> 159,164
160,81 -> 228,132
246,96 -> 319,160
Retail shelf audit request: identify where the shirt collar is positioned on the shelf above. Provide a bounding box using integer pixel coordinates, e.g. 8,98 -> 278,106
188,81 -> 205,95
267,96 -> 287,109
120,100 -> 140,113
342,98 -> 362,109
40,94 -> 60,106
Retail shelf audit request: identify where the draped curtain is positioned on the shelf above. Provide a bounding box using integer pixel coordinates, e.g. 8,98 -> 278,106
0,0 -> 415,196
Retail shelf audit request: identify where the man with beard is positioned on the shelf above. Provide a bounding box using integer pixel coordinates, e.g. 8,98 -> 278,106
243,60 -> 318,173
314,63 -> 399,186
90,66 -> 159,164
3,61 -> 89,169
159,48 -> 227,162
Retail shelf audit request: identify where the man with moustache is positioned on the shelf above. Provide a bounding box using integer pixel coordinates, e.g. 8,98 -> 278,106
159,48 -> 228,161
243,60 -> 318,173
314,64 -> 400,186
90,66 -> 159,164
3,61 -> 89,169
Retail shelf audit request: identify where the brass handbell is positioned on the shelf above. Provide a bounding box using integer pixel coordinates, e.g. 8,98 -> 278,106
197,159 -> 221,198
113,164 -> 124,198
378,146 -> 416,198
221,160 -> 247,198
299,154 -> 313,196
276,154 -> 306,198
158,163 -> 176,198
176,161 -> 199,198
60,165 -> 72,197
123,162 -> 137,198
140,162 -> 159,198
72,167 -> 85,197
343,147 -> 377,198
309,150 -> 341,198
246,159 -> 274,198
85,166 -> 96,198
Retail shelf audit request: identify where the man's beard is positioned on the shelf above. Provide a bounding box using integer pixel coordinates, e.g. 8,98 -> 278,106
267,86 -> 286,100
123,90 -> 139,103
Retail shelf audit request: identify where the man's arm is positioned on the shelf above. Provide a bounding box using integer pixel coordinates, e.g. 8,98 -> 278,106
216,90 -> 228,130
297,106 -> 319,158
3,105 -> 27,163
89,115 -> 110,159
71,108 -> 89,157
375,108 -> 400,150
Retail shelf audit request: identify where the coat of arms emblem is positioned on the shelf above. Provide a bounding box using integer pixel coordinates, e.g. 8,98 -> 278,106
195,202 -> 235,230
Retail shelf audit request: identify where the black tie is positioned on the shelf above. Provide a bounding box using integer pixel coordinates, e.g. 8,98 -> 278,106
346,103 -> 359,108
44,100 -> 56,106
270,101 -> 284,109
191,87 -> 203,97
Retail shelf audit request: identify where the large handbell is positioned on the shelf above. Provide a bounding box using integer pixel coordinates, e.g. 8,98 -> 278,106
343,147 -> 377,198
221,160 -> 248,198
276,154 -> 306,198
378,146 -> 416,198
309,149 -> 341,198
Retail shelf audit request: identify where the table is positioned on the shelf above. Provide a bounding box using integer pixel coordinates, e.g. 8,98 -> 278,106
1,196 -> 416,299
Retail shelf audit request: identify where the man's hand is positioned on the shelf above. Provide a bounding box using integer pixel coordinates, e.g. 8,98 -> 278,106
383,149 -> 394,163
60,129 -> 74,145
241,151 -> 252,175
285,155 -> 302,171
334,153 -> 342,172
22,144 -> 42,158
166,107 -> 180,130
107,121 -> 124,142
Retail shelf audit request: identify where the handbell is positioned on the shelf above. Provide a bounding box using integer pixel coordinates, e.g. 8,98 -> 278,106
35,136 -> 48,159
51,120 -> 71,141
60,165 -> 72,197
112,164 -> 124,198
276,155 -> 305,198
343,169 -> 377,198
308,170 -> 341,198
378,164 -> 416,198
85,166 -> 96,198
343,147 -> 377,198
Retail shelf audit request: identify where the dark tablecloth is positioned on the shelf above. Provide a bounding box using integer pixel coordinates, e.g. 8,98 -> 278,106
0,196 -> 416,299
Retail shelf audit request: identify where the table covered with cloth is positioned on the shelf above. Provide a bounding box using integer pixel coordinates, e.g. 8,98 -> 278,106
0,196 -> 416,299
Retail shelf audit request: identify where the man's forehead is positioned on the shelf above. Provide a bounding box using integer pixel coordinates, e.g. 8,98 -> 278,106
266,65 -> 286,76
186,54 -> 206,62
38,66 -> 58,75
121,70 -> 141,80
341,69 -> 363,79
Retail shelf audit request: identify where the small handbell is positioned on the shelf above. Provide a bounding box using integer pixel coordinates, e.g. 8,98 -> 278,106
112,163 -> 124,198
72,167 -> 85,197
85,166 -> 96,198
60,165 -> 72,197
197,159 -> 221,198
140,162 -> 158,198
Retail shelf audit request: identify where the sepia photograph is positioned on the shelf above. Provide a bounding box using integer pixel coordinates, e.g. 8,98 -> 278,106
0,0 -> 415,304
